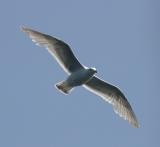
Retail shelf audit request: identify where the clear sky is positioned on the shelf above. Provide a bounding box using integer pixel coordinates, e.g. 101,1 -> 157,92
0,0 -> 159,147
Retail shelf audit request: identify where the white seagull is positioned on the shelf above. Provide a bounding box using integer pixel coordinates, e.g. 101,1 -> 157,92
22,26 -> 139,128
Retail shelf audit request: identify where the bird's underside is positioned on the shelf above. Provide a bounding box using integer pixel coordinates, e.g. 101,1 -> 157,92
56,68 -> 97,94
22,26 -> 139,128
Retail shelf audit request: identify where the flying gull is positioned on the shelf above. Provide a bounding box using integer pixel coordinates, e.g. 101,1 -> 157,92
21,26 -> 139,128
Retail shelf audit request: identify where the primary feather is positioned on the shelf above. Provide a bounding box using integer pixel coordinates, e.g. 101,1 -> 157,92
84,76 -> 139,128
21,26 -> 84,74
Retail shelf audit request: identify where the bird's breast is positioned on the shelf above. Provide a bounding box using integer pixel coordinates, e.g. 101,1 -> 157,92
66,69 -> 94,86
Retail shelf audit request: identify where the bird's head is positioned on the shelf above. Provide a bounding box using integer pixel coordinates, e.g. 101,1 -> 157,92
89,67 -> 97,74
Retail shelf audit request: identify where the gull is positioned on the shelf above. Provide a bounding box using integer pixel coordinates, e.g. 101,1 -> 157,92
21,26 -> 139,128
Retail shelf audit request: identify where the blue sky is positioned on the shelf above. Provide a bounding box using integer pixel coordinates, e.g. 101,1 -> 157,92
0,0 -> 159,147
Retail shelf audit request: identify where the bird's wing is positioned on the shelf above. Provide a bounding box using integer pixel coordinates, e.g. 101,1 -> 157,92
22,27 -> 84,74
84,76 -> 139,128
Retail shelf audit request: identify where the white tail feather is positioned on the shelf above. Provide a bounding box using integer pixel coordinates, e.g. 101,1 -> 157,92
55,81 -> 73,94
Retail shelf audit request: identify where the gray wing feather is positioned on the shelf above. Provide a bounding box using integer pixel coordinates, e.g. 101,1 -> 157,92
22,26 -> 84,74
84,76 -> 139,128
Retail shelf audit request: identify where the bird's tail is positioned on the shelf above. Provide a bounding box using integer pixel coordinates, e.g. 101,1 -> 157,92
55,81 -> 73,94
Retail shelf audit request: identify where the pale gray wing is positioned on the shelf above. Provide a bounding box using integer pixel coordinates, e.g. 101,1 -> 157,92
22,26 -> 84,74
84,76 -> 139,128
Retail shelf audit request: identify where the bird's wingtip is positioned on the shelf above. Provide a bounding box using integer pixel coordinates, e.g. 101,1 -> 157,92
134,122 -> 140,128
131,117 -> 140,128
20,25 -> 26,31
20,25 -> 31,33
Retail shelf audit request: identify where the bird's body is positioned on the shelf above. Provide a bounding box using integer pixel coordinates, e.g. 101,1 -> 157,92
56,68 -> 97,94
67,68 -> 97,86
22,26 -> 139,128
